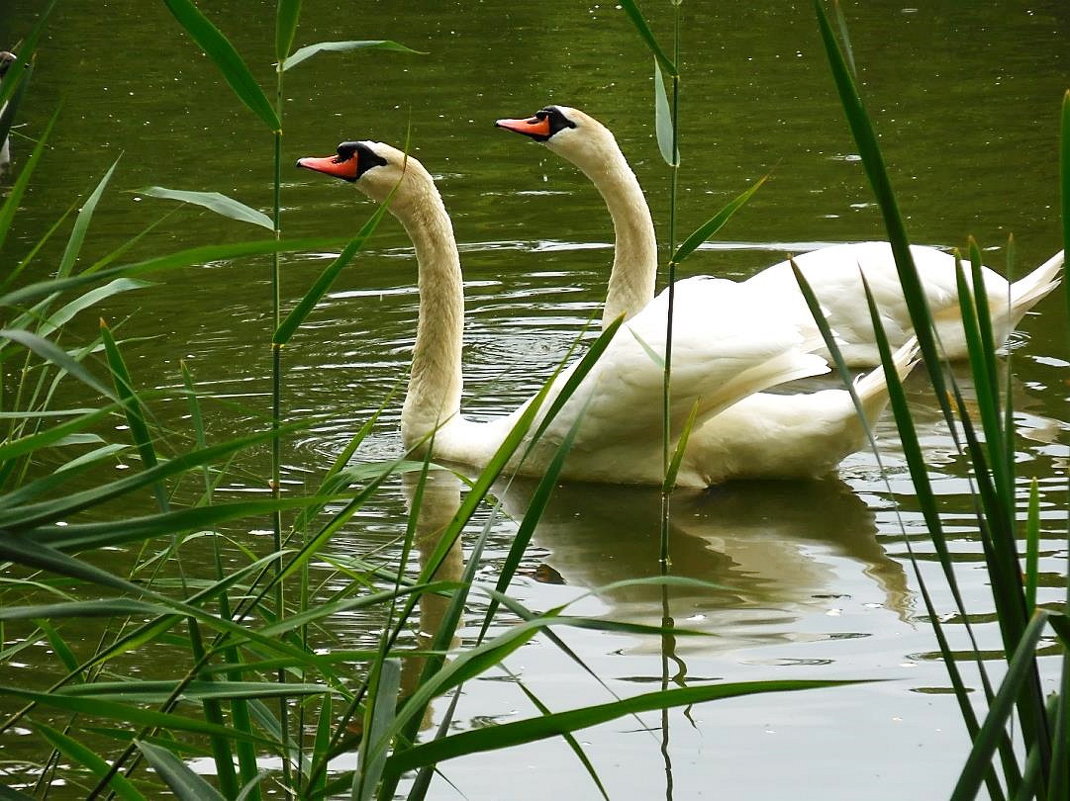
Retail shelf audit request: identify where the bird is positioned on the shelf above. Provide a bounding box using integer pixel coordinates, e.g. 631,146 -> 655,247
494,105 -> 1064,367
0,51 -> 17,175
297,140 -> 836,488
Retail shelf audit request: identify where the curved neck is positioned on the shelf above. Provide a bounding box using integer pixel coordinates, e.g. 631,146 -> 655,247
570,145 -> 657,327
388,177 -> 465,448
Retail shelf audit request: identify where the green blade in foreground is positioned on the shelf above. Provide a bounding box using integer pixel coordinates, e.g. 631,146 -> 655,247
37,724 -> 147,801
274,0 -> 302,64
282,39 -> 422,71
388,679 -> 869,774
136,187 -> 273,230
161,0 -> 280,130
137,740 -> 227,801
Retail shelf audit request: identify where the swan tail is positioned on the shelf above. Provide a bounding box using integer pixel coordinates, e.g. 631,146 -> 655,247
852,337 -> 920,423
1007,249 -> 1064,321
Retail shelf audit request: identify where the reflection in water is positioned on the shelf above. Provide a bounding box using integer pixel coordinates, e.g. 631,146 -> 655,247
399,470 -> 464,729
493,477 -> 911,652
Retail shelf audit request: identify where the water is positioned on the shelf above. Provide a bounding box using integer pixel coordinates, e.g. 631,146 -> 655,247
0,0 -> 1066,798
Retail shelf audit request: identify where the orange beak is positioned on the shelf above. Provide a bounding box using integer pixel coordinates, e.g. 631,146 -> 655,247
494,115 -> 553,141
296,154 -> 359,181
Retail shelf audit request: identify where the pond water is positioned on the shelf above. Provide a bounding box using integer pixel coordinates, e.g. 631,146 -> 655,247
0,0 -> 1067,798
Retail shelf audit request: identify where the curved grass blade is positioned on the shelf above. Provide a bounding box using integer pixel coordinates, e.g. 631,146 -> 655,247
273,203 -> 390,345
282,39 -> 422,71
353,658 -> 400,801
1,686 -> 278,746
58,158 -> 120,279
0,406 -> 114,464
0,425 -> 300,530
161,0 -> 279,130
653,60 -> 678,167
135,187 -> 273,230
389,679 -> 868,775
0,236 -> 343,309
618,0 -> 675,76
813,0 -> 952,417
136,740 -> 226,801
275,0 -> 302,64
949,613 -> 1050,801
671,175 -> 768,265
36,724 -> 147,801
0,329 -> 117,401
31,278 -> 150,340
30,496 -> 336,551
0,599 -> 166,621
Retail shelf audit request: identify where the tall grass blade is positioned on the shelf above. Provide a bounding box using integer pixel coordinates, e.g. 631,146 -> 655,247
353,658 -> 401,801
2,686 -> 278,745
949,613 -> 1050,801
388,679 -> 866,775
136,740 -> 227,800
274,204 -> 389,345
57,158 -> 120,279
813,0 -> 954,420
617,0 -> 675,76
100,320 -> 168,512
275,0 -> 302,63
136,187 -> 273,230
36,724 -> 147,801
1024,480 -> 1040,613
0,600 -> 166,621
282,39 -> 421,71
32,278 -> 149,340
653,60 -> 678,167
161,0 -> 280,130
0,236 -> 344,309
671,175 -> 768,265
0,330 -> 117,401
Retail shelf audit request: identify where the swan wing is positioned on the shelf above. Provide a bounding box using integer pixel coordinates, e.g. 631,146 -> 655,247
539,276 -> 829,451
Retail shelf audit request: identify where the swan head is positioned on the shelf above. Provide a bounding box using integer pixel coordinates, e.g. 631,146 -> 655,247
0,51 -> 16,79
296,140 -> 431,204
495,105 -> 620,174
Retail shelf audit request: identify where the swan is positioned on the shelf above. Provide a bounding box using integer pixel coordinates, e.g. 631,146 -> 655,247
297,140 -> 835,487
495,105 -> 1064,366
0,51 -> 16,175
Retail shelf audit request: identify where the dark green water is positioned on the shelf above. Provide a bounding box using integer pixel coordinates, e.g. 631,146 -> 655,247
0,0 -> 1067,798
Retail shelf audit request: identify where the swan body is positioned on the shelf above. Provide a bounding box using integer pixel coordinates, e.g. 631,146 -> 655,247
297,141 -> 831,488
496,105 -> 928,482
495,105 -> 1063,366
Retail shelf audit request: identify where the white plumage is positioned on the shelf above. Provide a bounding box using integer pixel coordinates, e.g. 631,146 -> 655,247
298,141 -> 830,487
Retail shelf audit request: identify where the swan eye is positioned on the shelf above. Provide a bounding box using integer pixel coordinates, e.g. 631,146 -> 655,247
332,141 -> 388,179
536,106 -> 577,137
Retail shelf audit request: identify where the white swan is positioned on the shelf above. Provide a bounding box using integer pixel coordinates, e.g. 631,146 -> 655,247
495,105 -> 1064,366
495,106 -> 925,481
0,51 -> 16,175
297,141 -> 833,487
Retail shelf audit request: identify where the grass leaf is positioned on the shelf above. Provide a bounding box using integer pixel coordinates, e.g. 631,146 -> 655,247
653,59 -> 678,167
136,187 -> 273,230
617,0 -> 675,76
671,174 -> 768,265
136,740 -> 228,801
282,39 -> 422,71
274,0 -> 302,63
161,0 -> 280,130
389,679 -> 867,774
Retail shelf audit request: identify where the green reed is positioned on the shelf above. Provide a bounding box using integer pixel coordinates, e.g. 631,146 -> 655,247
814,3 -> 1068,798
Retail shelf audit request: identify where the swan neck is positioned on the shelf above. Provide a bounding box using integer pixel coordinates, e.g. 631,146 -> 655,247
576,147 -> 657,327
389,180 -> 465,447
